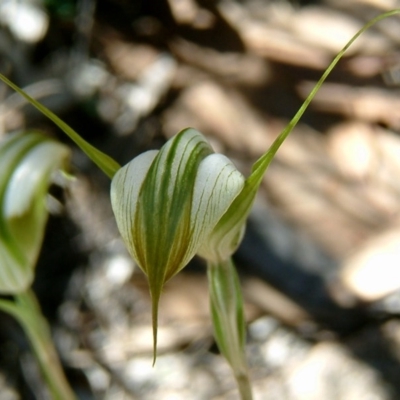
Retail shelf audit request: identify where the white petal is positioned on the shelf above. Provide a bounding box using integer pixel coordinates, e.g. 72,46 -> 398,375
110,150 -> 158,264
190,154 -> 245,258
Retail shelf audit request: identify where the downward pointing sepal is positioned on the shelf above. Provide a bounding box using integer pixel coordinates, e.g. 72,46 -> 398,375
110,128 -> 245,360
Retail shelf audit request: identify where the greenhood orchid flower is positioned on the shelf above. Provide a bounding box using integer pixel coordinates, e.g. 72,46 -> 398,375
0,9 -> 399,398
0,132 -> 70,294
111,128 -> 250,354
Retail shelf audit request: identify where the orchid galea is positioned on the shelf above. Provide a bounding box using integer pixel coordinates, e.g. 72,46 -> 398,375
110,128 -> 251,352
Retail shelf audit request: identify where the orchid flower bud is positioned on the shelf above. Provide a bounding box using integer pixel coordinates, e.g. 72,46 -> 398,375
0,132 -> 70,294
110,128 -> 247,357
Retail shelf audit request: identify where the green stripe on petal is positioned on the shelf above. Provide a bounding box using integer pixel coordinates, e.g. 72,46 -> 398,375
136,129 -> 212,362
134,128 -> 212,284
110,150 -> 159,269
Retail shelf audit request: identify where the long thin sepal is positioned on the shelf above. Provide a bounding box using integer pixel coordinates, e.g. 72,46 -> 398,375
249,8 -> 400,183
0,73 -> 120,179
204,9 -> 400,261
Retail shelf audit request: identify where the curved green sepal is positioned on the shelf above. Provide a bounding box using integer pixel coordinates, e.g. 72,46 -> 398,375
250,8 -> 400,183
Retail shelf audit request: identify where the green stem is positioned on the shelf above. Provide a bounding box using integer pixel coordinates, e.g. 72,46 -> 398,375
207,258 -> 253,400
0,289 -> 76,400
236,372 -> 253,400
